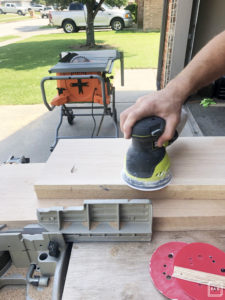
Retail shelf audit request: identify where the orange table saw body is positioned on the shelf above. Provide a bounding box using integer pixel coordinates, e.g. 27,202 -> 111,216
51,72 -> 111,106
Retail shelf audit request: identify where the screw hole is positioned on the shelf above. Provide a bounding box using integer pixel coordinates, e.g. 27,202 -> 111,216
212,260 -> 216,263
168,253 -> 173,259
162,272 -> 166,275
221,268 -> 225,273
163,264 -> 167,267
166,275 -> 171,280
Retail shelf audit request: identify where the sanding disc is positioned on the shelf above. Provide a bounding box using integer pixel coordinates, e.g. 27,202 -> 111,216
174,243 -> 225,300
150,242 -> 192,299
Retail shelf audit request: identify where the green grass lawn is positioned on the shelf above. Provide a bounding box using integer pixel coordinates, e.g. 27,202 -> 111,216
0,35 -> 19,42
0,13 -> 31,23
0,31 -> 160,105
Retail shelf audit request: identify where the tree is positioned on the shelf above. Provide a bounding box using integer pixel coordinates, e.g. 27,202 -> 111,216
83,0 -> 105,47
46,0 -> 105,47
105,0 -> 127,8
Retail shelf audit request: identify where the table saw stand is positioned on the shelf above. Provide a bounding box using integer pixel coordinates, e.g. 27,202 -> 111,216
41,50 -> 124,151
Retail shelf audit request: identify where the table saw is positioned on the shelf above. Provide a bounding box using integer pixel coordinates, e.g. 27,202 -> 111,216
41,50 -> 124,151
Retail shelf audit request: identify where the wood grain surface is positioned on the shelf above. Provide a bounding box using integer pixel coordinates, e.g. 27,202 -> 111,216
62,231 -> 225,300
35,137 -> 225,200
2,162 -> 225,230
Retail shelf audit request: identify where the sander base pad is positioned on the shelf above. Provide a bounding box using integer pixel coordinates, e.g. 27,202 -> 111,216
121,170 -> 172,191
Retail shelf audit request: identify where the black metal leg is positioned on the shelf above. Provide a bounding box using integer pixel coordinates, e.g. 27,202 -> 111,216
96,114 -> 105,136
112,117 -> 119,138
112,87 -> 116,121
111,87 -> 119,137
50,106 -> 64,151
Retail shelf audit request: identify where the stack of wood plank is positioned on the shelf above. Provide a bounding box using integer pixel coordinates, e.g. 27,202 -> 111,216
2,137 -> 225,231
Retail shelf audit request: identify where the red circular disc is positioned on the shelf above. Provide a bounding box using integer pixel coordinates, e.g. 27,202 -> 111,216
174,243 -> 225,300
150,242 -> 192,299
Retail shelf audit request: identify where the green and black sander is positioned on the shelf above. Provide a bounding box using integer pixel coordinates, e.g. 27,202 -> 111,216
122,111 -> 187,191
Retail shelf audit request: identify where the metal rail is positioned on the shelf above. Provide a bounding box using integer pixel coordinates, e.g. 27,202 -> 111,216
40,74 -> 107,113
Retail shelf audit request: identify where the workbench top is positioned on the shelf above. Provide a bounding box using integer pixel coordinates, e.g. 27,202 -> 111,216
63,230 -> 225,300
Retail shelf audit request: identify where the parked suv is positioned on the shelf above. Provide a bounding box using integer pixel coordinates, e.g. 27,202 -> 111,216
30,3 -> 45,12
40,6 -> 54,18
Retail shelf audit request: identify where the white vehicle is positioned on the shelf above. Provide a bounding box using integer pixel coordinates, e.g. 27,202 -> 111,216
40,6 -> 54,18
30,3 -> 46,12
49,2 -> 133,33
0,2 -> 28,15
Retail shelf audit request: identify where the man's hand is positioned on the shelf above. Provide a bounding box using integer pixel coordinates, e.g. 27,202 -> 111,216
120,88 -> 183,147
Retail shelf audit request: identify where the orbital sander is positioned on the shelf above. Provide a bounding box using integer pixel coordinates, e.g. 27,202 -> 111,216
122,110 -> 187,191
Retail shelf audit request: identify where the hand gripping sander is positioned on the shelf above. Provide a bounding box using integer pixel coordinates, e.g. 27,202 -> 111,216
122,110 -> 187,191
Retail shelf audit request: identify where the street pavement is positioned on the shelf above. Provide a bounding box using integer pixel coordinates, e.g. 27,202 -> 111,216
0,16 -> 62,46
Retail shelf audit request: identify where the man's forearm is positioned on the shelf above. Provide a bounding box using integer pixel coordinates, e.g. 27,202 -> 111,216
120,30 -> 225,143
165,30 -> 225,102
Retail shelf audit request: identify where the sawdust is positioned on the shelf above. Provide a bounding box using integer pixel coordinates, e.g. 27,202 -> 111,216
63,221 -> 73,229
90,222 -> 99,230
110,246 -> 119,257
1,265 -> 26,299
0,285 -> 26,300
0,265 -> 53,300
109,221 -> 119,229
27,277 -> 53,300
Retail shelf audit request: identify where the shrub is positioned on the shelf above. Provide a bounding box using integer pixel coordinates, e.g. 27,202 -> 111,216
125,3 -> 137,23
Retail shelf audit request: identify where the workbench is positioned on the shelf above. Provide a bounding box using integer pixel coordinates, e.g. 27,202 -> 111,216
2,137 -> 225,299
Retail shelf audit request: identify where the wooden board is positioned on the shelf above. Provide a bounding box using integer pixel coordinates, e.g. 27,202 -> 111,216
0,164 -> 84,228
62,230 -> 225,300
3,163 -> 225,231
34,137 -> 225,200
